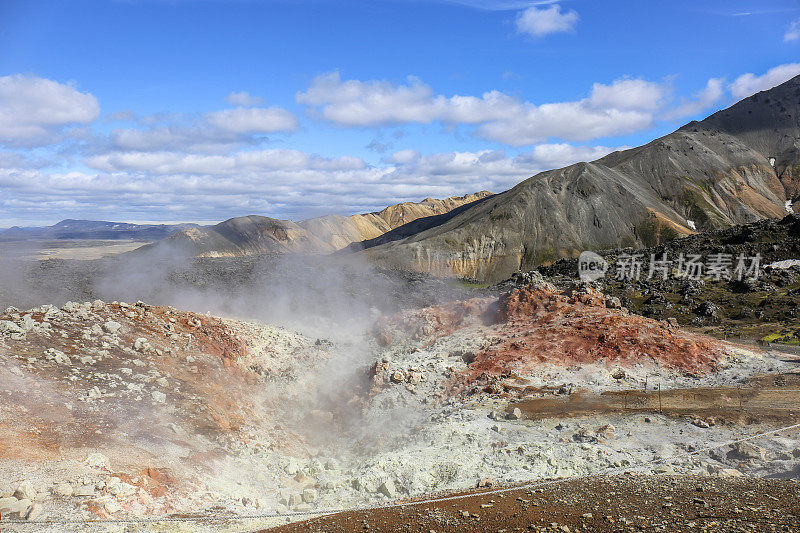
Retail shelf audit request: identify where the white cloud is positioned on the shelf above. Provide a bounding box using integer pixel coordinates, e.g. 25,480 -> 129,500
297,72 -> 440,126
85,149 -> 364,175
386,149 -> 420,165
299,72 -> 666,144
729,63 -> 800,100
477,78 -> 667,145
516,143 -> 622,169
587,78 -> 666,112
108,105 -> 299,153
661,77 -> 726,120
785,18 -> 800,42
516,4 -> 578,37
0,75 -> 99,146
225,91 -> 264,107
1,140 -> 621,225
204,107 -> 299,134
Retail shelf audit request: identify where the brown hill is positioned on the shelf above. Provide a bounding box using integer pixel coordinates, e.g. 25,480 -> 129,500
153,192 -> 492,257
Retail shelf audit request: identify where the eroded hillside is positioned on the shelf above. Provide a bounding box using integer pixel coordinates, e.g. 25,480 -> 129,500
358,76 -> 800,281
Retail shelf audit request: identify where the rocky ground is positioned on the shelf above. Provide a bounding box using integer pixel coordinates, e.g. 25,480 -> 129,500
535,214 -> 800,345
270,475 -> 800,532
1,275 -> 800,531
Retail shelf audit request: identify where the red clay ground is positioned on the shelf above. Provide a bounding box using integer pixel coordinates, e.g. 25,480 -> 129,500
269,475 -> 800,532
374,285 -> 738,398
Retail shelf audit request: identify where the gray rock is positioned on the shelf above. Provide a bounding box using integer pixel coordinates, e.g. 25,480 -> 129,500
378,479 -> 396,498
133,338 -> 151,352
288,493 -> 303,508
104,500 -> 122,514
0,497 -> 18,515
14,481 -> 37,501
102,321 -> 122,334
506,407 -> 523,420
0,320 -> 23,335
72,484 -> 96,497
301,488 -> 318,503
0,497 -> 32,518
109,482 -> 137,498
730,442 -> 767,461
26,503 -> 43,520
52,483 -> 73,497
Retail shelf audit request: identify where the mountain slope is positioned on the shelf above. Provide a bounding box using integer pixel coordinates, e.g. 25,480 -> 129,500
156,192 -> 492,257
357,75 -> 800,281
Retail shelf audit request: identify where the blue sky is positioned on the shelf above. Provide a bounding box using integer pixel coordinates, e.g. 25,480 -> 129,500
0,0 -> 799,226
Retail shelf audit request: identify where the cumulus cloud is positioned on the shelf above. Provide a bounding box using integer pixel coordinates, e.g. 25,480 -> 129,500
785,18 -> 800,42
85,149 -> 365,175
729,62 -> 800,100
225,91 -> 265,107
516,4 -> 578,37
203,107 -> 299,134
108,105 -> 299,153
0,75 -> 99,146
1,140 -> 620,225
661,77 -> 726,120
299,71 -> 666,145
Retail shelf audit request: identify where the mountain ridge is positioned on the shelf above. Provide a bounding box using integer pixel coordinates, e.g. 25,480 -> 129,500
354,75 -> 800,281
152,191 -> 494,257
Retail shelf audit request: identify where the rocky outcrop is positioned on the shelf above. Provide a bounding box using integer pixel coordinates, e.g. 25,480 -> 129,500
357,75 -> 800,281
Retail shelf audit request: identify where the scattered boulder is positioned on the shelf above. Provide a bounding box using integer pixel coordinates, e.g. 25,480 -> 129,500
506,407 -> 523,420
729,442 -> 767,461
596,424 -> 615,438
302,488 -> 318,503
102,321 -> 122,334
133,338 -> 152,352
693,301 -> 721,318
378,479 -> 397,498
109,482 -> 137,498
85,452 -> 110,469
287,493 -> 303,508
26,503 -> 42,520
14,481 -> 37,501
72,485 -> 97,497
52,483 -> 73,497
104,500 -> 122,514
0,320 -> 23,335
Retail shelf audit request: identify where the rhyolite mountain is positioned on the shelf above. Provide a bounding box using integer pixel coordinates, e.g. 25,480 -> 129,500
152,192 -> 492,257
353,75 -> 800,281
0,219 -> 200,242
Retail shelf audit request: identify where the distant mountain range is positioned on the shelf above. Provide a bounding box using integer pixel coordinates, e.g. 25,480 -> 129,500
353,74 -> 800,281
146,192 -> 492,257
0,219 -> 201,242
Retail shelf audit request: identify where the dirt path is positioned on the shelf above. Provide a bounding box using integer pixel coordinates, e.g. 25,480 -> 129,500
268,475 -> 800,532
